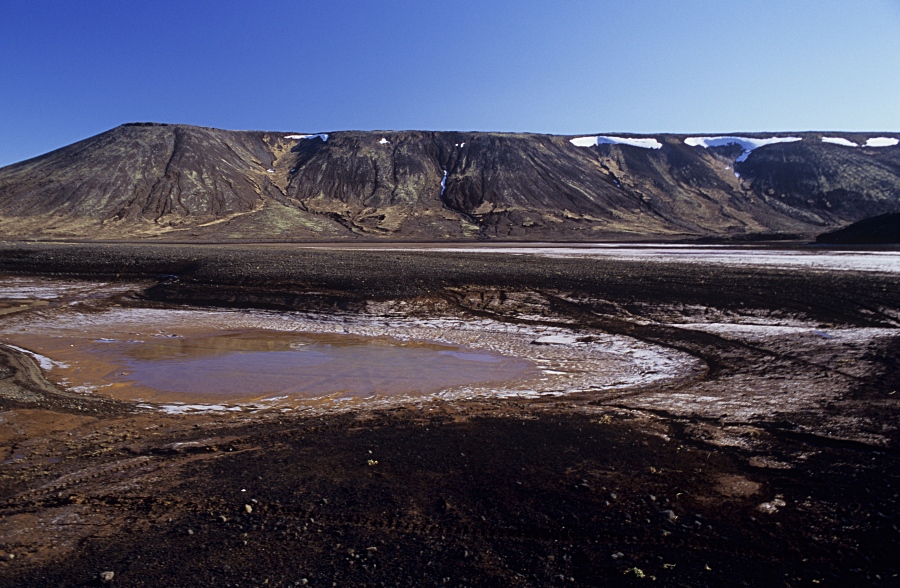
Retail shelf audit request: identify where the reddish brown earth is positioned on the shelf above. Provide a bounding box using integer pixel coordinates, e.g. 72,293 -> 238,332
0,242 -> 899,587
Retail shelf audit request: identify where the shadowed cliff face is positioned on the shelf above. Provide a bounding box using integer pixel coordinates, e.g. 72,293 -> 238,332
0,123 -> 898,241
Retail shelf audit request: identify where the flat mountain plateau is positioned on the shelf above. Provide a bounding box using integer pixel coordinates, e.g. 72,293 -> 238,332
0,242 -> 898,587
1,124 -> 899,242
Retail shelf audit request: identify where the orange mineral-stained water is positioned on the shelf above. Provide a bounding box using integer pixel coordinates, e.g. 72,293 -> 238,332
3,328 -> 536,404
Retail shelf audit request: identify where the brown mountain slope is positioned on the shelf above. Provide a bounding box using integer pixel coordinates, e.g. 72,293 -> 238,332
0,124 -> 898,241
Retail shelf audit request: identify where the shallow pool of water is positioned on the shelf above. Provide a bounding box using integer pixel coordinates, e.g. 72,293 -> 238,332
4,328 -> 536,404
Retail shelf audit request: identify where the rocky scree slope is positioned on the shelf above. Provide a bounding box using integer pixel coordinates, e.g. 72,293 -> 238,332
0,123 -> 898,241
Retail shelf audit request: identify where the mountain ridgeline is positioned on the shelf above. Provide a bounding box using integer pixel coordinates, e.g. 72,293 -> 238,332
0,123 -> 898,241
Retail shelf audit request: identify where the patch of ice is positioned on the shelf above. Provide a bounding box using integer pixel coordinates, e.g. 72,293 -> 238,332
864,137 -> 899,147
440,170 -> 448,196
266,168 -> 276,173
3,344 -> 69,370
284,134 -> 329,142
570,136 -> 663,149
821,137 -> 858,147
533,334 -> 580,345
684,136 -> 802,162
157,403 -> 232,415
379,138 -> 390,145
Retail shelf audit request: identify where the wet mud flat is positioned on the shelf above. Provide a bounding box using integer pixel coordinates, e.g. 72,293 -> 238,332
0,242 -> 899,587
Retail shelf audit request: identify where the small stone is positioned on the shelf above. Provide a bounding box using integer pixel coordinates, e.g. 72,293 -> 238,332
100,570 -> 115,583
218,515 -> 228,523
187,529 -> 194,535
659,509 -> 678,522
611,552 -> 624,559
4,553 -> 14,561
244,504 -> 253,514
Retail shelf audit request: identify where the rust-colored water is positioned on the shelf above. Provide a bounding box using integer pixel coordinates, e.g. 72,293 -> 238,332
7,329 -> 535,404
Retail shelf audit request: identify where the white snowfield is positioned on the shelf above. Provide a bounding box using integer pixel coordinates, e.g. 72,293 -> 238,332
684,136 -> 802,162
284,133 -> 329,142
864,137 -> 899,147
570,136 -> 663,149
821,137 -> 858,147
821,137 -> 899,148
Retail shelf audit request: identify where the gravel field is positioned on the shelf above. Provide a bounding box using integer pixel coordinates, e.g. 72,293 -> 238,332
0,241 -> 898,587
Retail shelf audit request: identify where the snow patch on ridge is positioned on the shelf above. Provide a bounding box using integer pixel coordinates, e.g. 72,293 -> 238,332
864,137 -> 899,147
570,136 -> 662,150
284,134 -> 329,142
821,137 -> 858,147
684,136 -> 802,162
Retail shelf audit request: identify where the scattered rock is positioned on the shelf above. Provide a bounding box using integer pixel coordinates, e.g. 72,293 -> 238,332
659,509 -> 678,522
757,495 -> 787,514
100,570 -> 115,583
749,456 -> 792,470
244,504 -> 253,514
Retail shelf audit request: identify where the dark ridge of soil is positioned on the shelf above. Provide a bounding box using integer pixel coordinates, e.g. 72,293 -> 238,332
1,242 -> 898,326
817,212 -> 900,244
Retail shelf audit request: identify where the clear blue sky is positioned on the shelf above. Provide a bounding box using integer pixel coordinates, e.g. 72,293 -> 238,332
1,0 -> 899,166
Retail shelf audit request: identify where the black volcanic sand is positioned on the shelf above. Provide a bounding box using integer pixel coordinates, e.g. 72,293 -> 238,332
1,242 -> 899,587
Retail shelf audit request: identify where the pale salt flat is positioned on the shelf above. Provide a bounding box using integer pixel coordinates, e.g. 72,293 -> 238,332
684,136 -> 802,162
570,136 -> 663,149
0,277 -> 119,300
821,137 -> 858,147
307,245 -> 900,274
864,137 -> 899,147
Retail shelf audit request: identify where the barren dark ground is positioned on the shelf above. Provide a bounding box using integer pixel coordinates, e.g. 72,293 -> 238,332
0,242 -> 898,587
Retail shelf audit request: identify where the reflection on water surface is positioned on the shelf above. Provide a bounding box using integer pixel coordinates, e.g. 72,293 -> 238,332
100,331 -> 526,399
3,325 -> 535,403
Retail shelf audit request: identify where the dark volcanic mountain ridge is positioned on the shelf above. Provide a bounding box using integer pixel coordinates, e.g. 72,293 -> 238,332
0,123 -> 898,241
